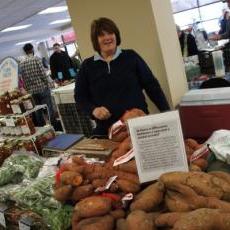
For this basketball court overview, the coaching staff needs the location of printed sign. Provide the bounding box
[0,57,18,95]
[128,111,188,183]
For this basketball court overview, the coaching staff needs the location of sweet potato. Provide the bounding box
[115,160,137,174]
[120,108,145,122]
[110,209,126,220]
[60,162,84,174]
[192,158,208,171]
[75,215,114,230]
[126,210,156,230]
[72,185,94,202]
[91,178,119,193]
[117,179,140,193]
[155,212,185,227]
[72,156,88,166]
[160,171,230,201]
[74,196,112,218]
[111,137,132,159]
[189,164,202,172]
[61,171,83,186]
[72,211,81,230]
[84,164,139,184]
[165,183,230,212]
[111,130,128,143]
[116,218,127,230]
[209,171,230,185]
[184,138,199,149]
[92,179,107,188]
[53,185,73,202]
[130,182,164,212]
[156,209,230,230]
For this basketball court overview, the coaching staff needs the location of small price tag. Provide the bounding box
[19,221,31,230]
[95,176,118,192]
[5,117,15,127]
[0,212,6,227]
[113,149,134,167]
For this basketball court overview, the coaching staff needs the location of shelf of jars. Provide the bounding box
[0,125,55,164]
[0,90,55,158]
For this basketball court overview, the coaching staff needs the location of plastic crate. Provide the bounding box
[58,103,93,137]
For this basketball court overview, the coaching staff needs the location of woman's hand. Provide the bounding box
[92,106,111,120]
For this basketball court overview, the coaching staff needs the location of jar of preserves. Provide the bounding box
[35,134,47,154]
[21,94,34,111]
[43,129,55,142]
[18,116,35,136]
[23,140,36,152]
[2,143,13,159]
[10,98,26,114]
[26,116,35,134]
[18,117,30,136]
[8,90,21,100]
[0,93,12,115]
[15,118,23,136]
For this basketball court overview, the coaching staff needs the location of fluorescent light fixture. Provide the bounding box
[1,24,32,32]
[15,40,35,46]
[49,18,71,25]
[38,6,68,14]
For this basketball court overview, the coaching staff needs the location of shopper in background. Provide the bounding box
[176,25,198,57]
[19,43,58,130]
[210,0,230,40]
[219,10,230,35]
[50,43,76,84]
[75,17,170,136]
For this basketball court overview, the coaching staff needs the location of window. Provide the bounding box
[172,0,228,33]
[199,2,224,21]
[174,9,200,27]
[171,0,198,13]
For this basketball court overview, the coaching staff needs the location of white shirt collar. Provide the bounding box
[94,47,122,61]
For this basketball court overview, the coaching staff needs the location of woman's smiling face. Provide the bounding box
[97,31,117,55]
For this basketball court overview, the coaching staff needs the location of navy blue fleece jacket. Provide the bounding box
[75,49,170,135]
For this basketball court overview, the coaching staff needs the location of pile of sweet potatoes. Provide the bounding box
[53,109,230,229]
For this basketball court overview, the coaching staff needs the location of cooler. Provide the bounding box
[179,87,230,140]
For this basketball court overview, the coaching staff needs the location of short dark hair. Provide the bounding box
[53,43,60,48]
[23,43,34,54]
[91,17,121,53]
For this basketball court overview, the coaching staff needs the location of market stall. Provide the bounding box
[0,57,229,230]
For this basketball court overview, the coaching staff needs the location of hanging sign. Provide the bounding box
[0,57,18,95]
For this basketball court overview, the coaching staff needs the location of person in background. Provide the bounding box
[75,17,170,136]
[71,49,81,74]
[50,43,76,84]
[219,10,230,35]
[176,25,198,57]
[210,0,230,40]
[19,43,58,130]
